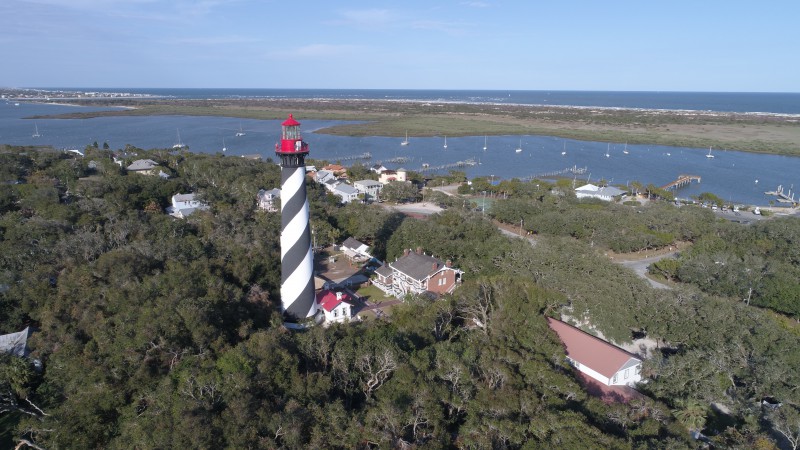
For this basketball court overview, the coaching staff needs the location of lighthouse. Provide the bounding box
[276,114,317,320]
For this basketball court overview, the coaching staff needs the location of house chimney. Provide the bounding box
[403,249,410,257]
[336,291,343,300]
[446,259,452,267]
[432,262,438,271]
[416,246,422,255]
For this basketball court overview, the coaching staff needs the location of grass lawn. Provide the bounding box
[356,284,393,304]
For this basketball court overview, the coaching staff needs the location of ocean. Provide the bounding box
[3,89,800,206]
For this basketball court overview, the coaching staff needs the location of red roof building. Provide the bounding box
[547,317,642,389]
[316,290,356,324]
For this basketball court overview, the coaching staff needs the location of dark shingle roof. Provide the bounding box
[375,265,393,277]
[342,237,366,250]
[391,252,444,282]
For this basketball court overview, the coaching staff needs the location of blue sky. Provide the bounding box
[2,0,798,92]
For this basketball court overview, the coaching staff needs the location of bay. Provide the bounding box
[2,99,798,207]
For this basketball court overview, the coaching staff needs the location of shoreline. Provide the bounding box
[16,96,800,157]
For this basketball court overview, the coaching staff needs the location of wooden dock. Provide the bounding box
[334,152,372,162]
[661,174,701,190]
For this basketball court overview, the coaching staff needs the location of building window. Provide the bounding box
[612,374,618,383]
[624,368,629,379]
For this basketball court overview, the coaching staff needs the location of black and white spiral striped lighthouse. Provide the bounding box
[275,114,317,319]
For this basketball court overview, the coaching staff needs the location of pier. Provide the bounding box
[382,156,411,164]
[661,174,701,190]
[333,152,372,162]
[417,159,477,173]
[524,165,588,181]
[765,185,796,203]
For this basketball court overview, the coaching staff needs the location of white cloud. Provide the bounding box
[174,35,262,45]
[411,20,469,36]
[268,44,364,59]
[335,8,398,29]
[461,1,490,7]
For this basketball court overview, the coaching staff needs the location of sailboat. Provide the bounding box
[32,123,41,138]
[561,141,567,156]
[172,129,186,149]
[706,146,715,158]
[401,130,409,146]
[623,142,629,155]
[443,135,447,149]
[604,143,610,158]
[515,139,522,153]
[222,137,227,152]
[483,135,487,151]
[235,123,246,137]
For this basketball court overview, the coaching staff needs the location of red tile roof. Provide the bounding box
[547,317,641,379]
[316,290,353,312]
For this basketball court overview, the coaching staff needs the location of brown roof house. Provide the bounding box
[373,248,462,298]
[547,317,643,392]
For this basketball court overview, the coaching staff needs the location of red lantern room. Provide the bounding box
[275,114,309,155]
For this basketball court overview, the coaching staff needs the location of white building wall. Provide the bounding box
[609,364,642,386]
[568,358,611,385]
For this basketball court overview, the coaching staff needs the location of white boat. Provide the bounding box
[515,139,522,153]
[172,129,186,149]
[235,124,246,137]
[222,137,227,152]
[401,130,409,146]
[623,142,629,154]
[561,141,566,155]
[443,135,447,149]
[483,135,487,151]
[32,123,41,138]
[706,146,715,158]
[604,143,610,158]
[14,102,19,106]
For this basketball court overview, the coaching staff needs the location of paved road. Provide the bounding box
[497,227,537,246]
[389,191,678,289]
[616,253,677,289]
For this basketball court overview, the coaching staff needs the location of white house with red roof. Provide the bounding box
[316,290,357,324]
[547,317,642,387]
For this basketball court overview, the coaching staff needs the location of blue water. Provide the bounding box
[33,88,800,115]
[2,95,799,206]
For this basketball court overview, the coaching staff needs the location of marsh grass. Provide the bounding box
[29,98,800,155]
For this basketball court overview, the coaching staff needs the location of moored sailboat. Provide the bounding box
[173,129,186,149]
